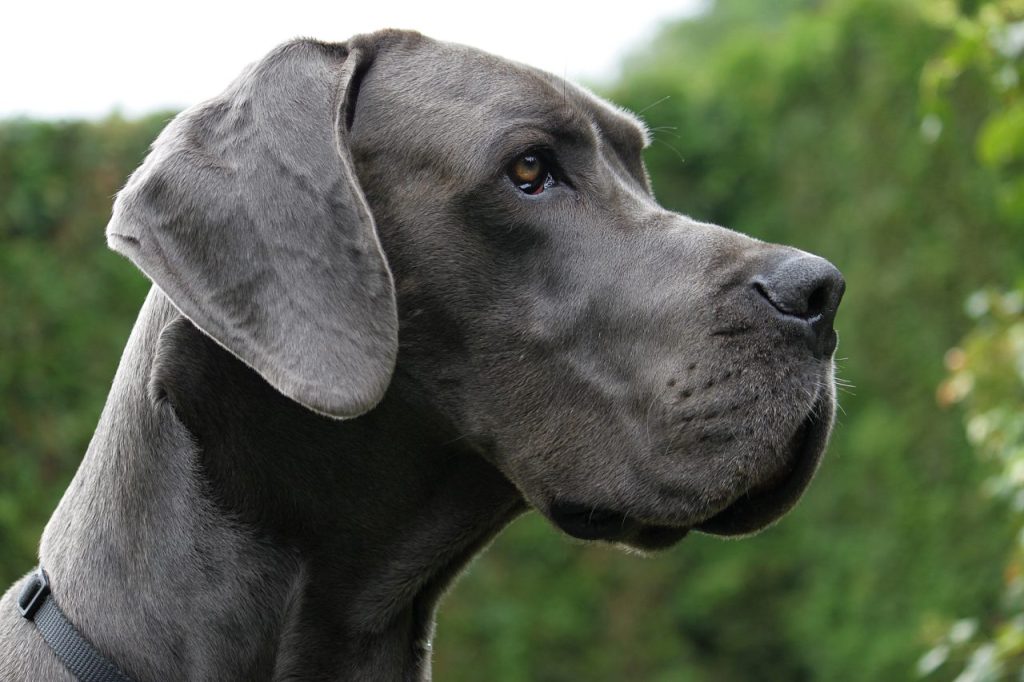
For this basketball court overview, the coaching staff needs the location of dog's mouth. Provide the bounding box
[547,396,833,550]
[547,502,693,550]
[695,396,832,536]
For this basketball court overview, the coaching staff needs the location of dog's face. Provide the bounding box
[107,31,843,553]
[347,35,843,549]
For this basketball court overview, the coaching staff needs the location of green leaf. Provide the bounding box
[978,102,1024,167]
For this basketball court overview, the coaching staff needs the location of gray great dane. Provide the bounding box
[0,30,844,681]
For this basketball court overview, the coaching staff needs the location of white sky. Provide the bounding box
[0,0,705,119]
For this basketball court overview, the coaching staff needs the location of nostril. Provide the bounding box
[752,253,844,322]
[752,280,780,312]
[751,251,844,357]
[805,283,830,321]
[751,276,816,319]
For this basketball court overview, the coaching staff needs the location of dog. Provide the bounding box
[0,29,844,681]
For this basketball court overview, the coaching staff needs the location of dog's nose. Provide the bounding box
[752,251,845,358]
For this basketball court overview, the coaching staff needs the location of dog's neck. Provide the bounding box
[36,288,525,681]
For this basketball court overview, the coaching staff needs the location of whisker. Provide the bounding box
[637,95,672,116]
[650,126,680,140]
[653,138,686,166]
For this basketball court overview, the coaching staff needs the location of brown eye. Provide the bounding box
[508,153,555,195]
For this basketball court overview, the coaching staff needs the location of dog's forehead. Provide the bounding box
[352,33,649,172]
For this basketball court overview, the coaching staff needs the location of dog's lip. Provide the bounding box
[548,502,639,540]
[547,501,691,548]
[695,395,832,536]
[545,393,832,545]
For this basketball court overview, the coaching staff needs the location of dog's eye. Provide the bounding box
[508,154,556,195]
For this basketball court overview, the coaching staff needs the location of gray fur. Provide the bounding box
[0,30,844,681]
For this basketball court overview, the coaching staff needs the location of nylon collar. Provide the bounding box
[18,567,136,682]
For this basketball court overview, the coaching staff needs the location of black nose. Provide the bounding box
[752,251,845,358]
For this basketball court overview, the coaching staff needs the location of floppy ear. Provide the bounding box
[106,40,396,419]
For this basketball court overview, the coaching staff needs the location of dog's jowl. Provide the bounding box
[0,30,844,682]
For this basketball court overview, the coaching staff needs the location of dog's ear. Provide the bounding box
[106,40,396,419]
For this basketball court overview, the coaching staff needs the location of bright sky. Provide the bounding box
[0,1,705,119]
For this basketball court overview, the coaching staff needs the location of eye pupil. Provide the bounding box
[509,153,553,194]
[515,156,541,180]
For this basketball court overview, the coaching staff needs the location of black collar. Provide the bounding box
[18,567,136,682]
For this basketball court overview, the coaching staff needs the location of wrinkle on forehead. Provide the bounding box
[520,68,651,168]
[354,34,650,182]
[533,72,651,151]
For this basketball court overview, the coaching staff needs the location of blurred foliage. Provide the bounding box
[922,289,1024,680]
[921,0,1024,221]
[1,1,1023,680]
[0,113,169,581]
[914,1,1024,680]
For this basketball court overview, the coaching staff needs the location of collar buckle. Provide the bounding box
[17,567,50,620]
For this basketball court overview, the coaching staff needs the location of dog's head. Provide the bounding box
[107,31,843,551]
